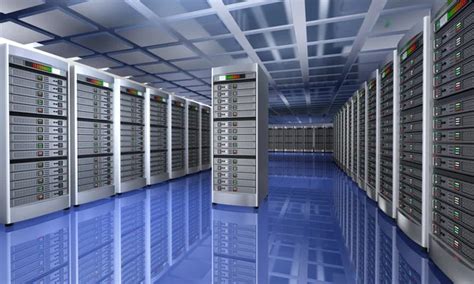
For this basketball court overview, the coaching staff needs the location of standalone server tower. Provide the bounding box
[212,63,268,207]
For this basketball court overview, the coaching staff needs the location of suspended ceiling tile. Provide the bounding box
[0,0,44,14]
[305,0,370,21]
[189,69,211,78]
[20,8,98,37]
[131,74,162,83]
[115,24,177,47]
[159,72,192,81]
[69,1,147,28]
[108,66,145,77]
[361,34,404,52]
[0,21,52,44]
[108,50,156,65]
[172,14,229,40]
[172,58,211,70]
[37,40,94,58]
[136,62,177,74]
[174,79,205,87]
[141,0,210,17]
[77,55,123,69]
[230,2,290,31]
[153,82,178,89]
[71,32,133,53]
[188,85,211,92]
[371,9,429,36]
[148,44,196,60]
[194,38,242,55]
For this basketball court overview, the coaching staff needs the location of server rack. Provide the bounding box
[325,127,333,152]
[430,1,474,281]
[367,75,379,201]
[0,43,70,225]
[397,16,432,248]
[351,96,356,180]
[304,127,313,152]
[70,65,114,206]
[147,88,169,185]
[378,51,400,219]
[200,105,211,170]
[114,80,146,194]
[295,127,305,151]
[212,64,268,207]
[169,96,186,179]
[186,100,200,175]
[358,84,368,190]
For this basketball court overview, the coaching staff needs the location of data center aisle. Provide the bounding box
[0,153,452,283]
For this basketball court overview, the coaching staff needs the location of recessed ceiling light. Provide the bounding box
[99,67,110,71]
[124,76,132,79]
[69,56,81,61]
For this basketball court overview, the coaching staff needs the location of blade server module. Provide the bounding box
[0,43,70,225]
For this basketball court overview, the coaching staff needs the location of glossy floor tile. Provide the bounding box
[0,153,452,283]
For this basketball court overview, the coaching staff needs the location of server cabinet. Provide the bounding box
[367,75,379,201]
[169,96,186,179]
[114,80,146,194]
[147,88,169,185]
[378,51,400,219]
[0,44,70,224]
[305,127,313,152]
[358,84,368,190]
[186,100,200,174]
[342,105,347,171]
[430,1,474,281]
[325,127,333,152]
[284,127,295,151]
[276,128,284,151]
[200,105,211,170]
[397,16,432,248]
[70,65,114,206]
[351,96,356,180]
[295,127,305,151]
[212,64,268,207]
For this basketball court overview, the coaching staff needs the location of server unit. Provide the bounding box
[0,44,70,224]
[430,1,474,281]
[70,65,114,206]
[397,17,432,248]
[169,96,186,179]
[367,76,379,201]
[200,105,211,170]
[147,88,169,185]
[212,64,268,207]
[186,100,200,174]
[114,80,146,194]
[357,84,368,190]
[378,51,400,219]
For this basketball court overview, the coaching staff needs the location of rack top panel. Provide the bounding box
[10,55,67,77]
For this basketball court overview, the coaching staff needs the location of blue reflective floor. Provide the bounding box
[0,153,452,283]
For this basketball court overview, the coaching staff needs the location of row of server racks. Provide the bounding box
[334,1,473,282]
[268,126,333,152]
[0,42,212,226]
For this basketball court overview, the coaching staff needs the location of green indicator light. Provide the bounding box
[455,102,462,110]
[456,51,461,59]
[37,143,43,149]
[454,181,460,189]
[455,67,461,76]
[454,225,460,234]
[454,211,460,218]
[454,146,460,155]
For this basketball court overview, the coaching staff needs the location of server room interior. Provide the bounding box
[0,0,471,283]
